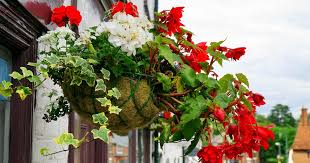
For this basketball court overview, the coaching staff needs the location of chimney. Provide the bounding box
[300,108,309,126]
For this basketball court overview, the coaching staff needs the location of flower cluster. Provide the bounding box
[111,1,139,17]
[51,6,82,27]
[158,7,184,35]
[96,12,153,56]
[37,26,76,53]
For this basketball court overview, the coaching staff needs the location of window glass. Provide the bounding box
[0,45,11,163]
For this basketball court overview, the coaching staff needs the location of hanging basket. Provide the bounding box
[62,77,160,135]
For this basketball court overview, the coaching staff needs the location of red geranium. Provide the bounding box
[111,1,138,17]
[159,7,184,35]
[51,5,82,27]
[197,145,223,163]
[225,47,246,60]
[185,42,209,72]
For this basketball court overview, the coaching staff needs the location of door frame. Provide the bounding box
[0,0,47,163]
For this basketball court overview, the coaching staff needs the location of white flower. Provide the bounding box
[75,29,96,46]
[37,27,75,54]
[95,12,153,56]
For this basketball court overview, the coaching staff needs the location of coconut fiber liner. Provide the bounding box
[62,77,160,135]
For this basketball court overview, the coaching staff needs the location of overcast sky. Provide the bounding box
[159,0,310,118]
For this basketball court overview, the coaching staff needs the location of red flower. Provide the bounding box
[197,145,223,163]
[257,126,275,150]
[159,7,184,35]
[248,92,266,107]
[111,1,139,17]
[163,111,172,120]
[213,107,226,122]
[124,2,138,17]
[51,6,82,27]
[225,47,246,60]
[66,6,82,26]
[51,6,66,27]
[185,42,209,72]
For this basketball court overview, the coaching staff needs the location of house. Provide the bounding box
[0,0,158,163]
[291,107,310,163]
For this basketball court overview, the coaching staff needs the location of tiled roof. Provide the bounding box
[292,108,310,150]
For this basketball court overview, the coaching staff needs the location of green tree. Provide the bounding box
[256,114,272,126]
[267,104,296,127]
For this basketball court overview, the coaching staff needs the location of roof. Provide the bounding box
[292,108,310,150]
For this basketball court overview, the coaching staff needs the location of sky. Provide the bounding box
[159,0,310,118]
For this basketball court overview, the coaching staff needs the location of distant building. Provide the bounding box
[291,108,310,162]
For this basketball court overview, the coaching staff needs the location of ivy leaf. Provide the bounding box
[27,62,40,67]
[54,133,80,148]
[27,75,42,86]
[40,147,49,156]
[96,97,112,107]
[107,87,121,99]
[108,105,122,114]
[100,68,110,80]
[236,73,249,87]
[158,45,183,66]
[20,67,33,77]
[92,112,108,125]
[95,79,106,92]
[179,65,199,88]
[156,73,172,92]
[91,126,110,143]
[214,93,232,108]
[16,86,32,101]
[70,75,82,86]
[10,72,24,80]
[0,81,13,97]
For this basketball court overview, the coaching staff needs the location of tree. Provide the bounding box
[267,104,296,127]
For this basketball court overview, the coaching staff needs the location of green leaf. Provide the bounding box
[27,75,42,86]
[108,105,122,114]
[156,73,172,92]
[236,73,249,87]
[100,68,110,80]
[182,118,201,141]
[10,72,24,80]
[16,86,32,101]
[241,96,253,110]
[20,67,33,77]
[96,97,112,107]
[70,75,82,86]
[0,81,13,97]
[40,147,49,156]
[27,62,40,67]
[107,87,121,99]
[159,122,171,147]
[175,76,184,93]
[214,93,232,108]
[218,74,234,91]
[185,127,202,155]
[180,96,207,124]
[95,79,106,92]
[179,65,199,88]
[91,126,110,143]
[54,133,80,148]
[158,45,183,66]
[92,112,108,125]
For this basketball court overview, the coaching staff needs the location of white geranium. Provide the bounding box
[95,12,153,56]
[75,28,97,46]
[37,27,76,54]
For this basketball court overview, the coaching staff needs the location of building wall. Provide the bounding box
[292,150,310,163]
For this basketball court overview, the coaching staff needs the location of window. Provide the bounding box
[108,134,129,163]
[0,45,12,163]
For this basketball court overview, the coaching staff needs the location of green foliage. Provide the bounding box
[0,81,13,98]
[214,93,233,108]
[92,112,108,125]
[158,45,183,66]
[267,104,296,127]
[235,73,249,87]
[107,87,121,99]
[91,126,110,143]
[180,95,209,124]
[157,73,172,92]
[16,86,32,101]
[40,147,49,156]
[54,133,80,148]
[179,65,199,88]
